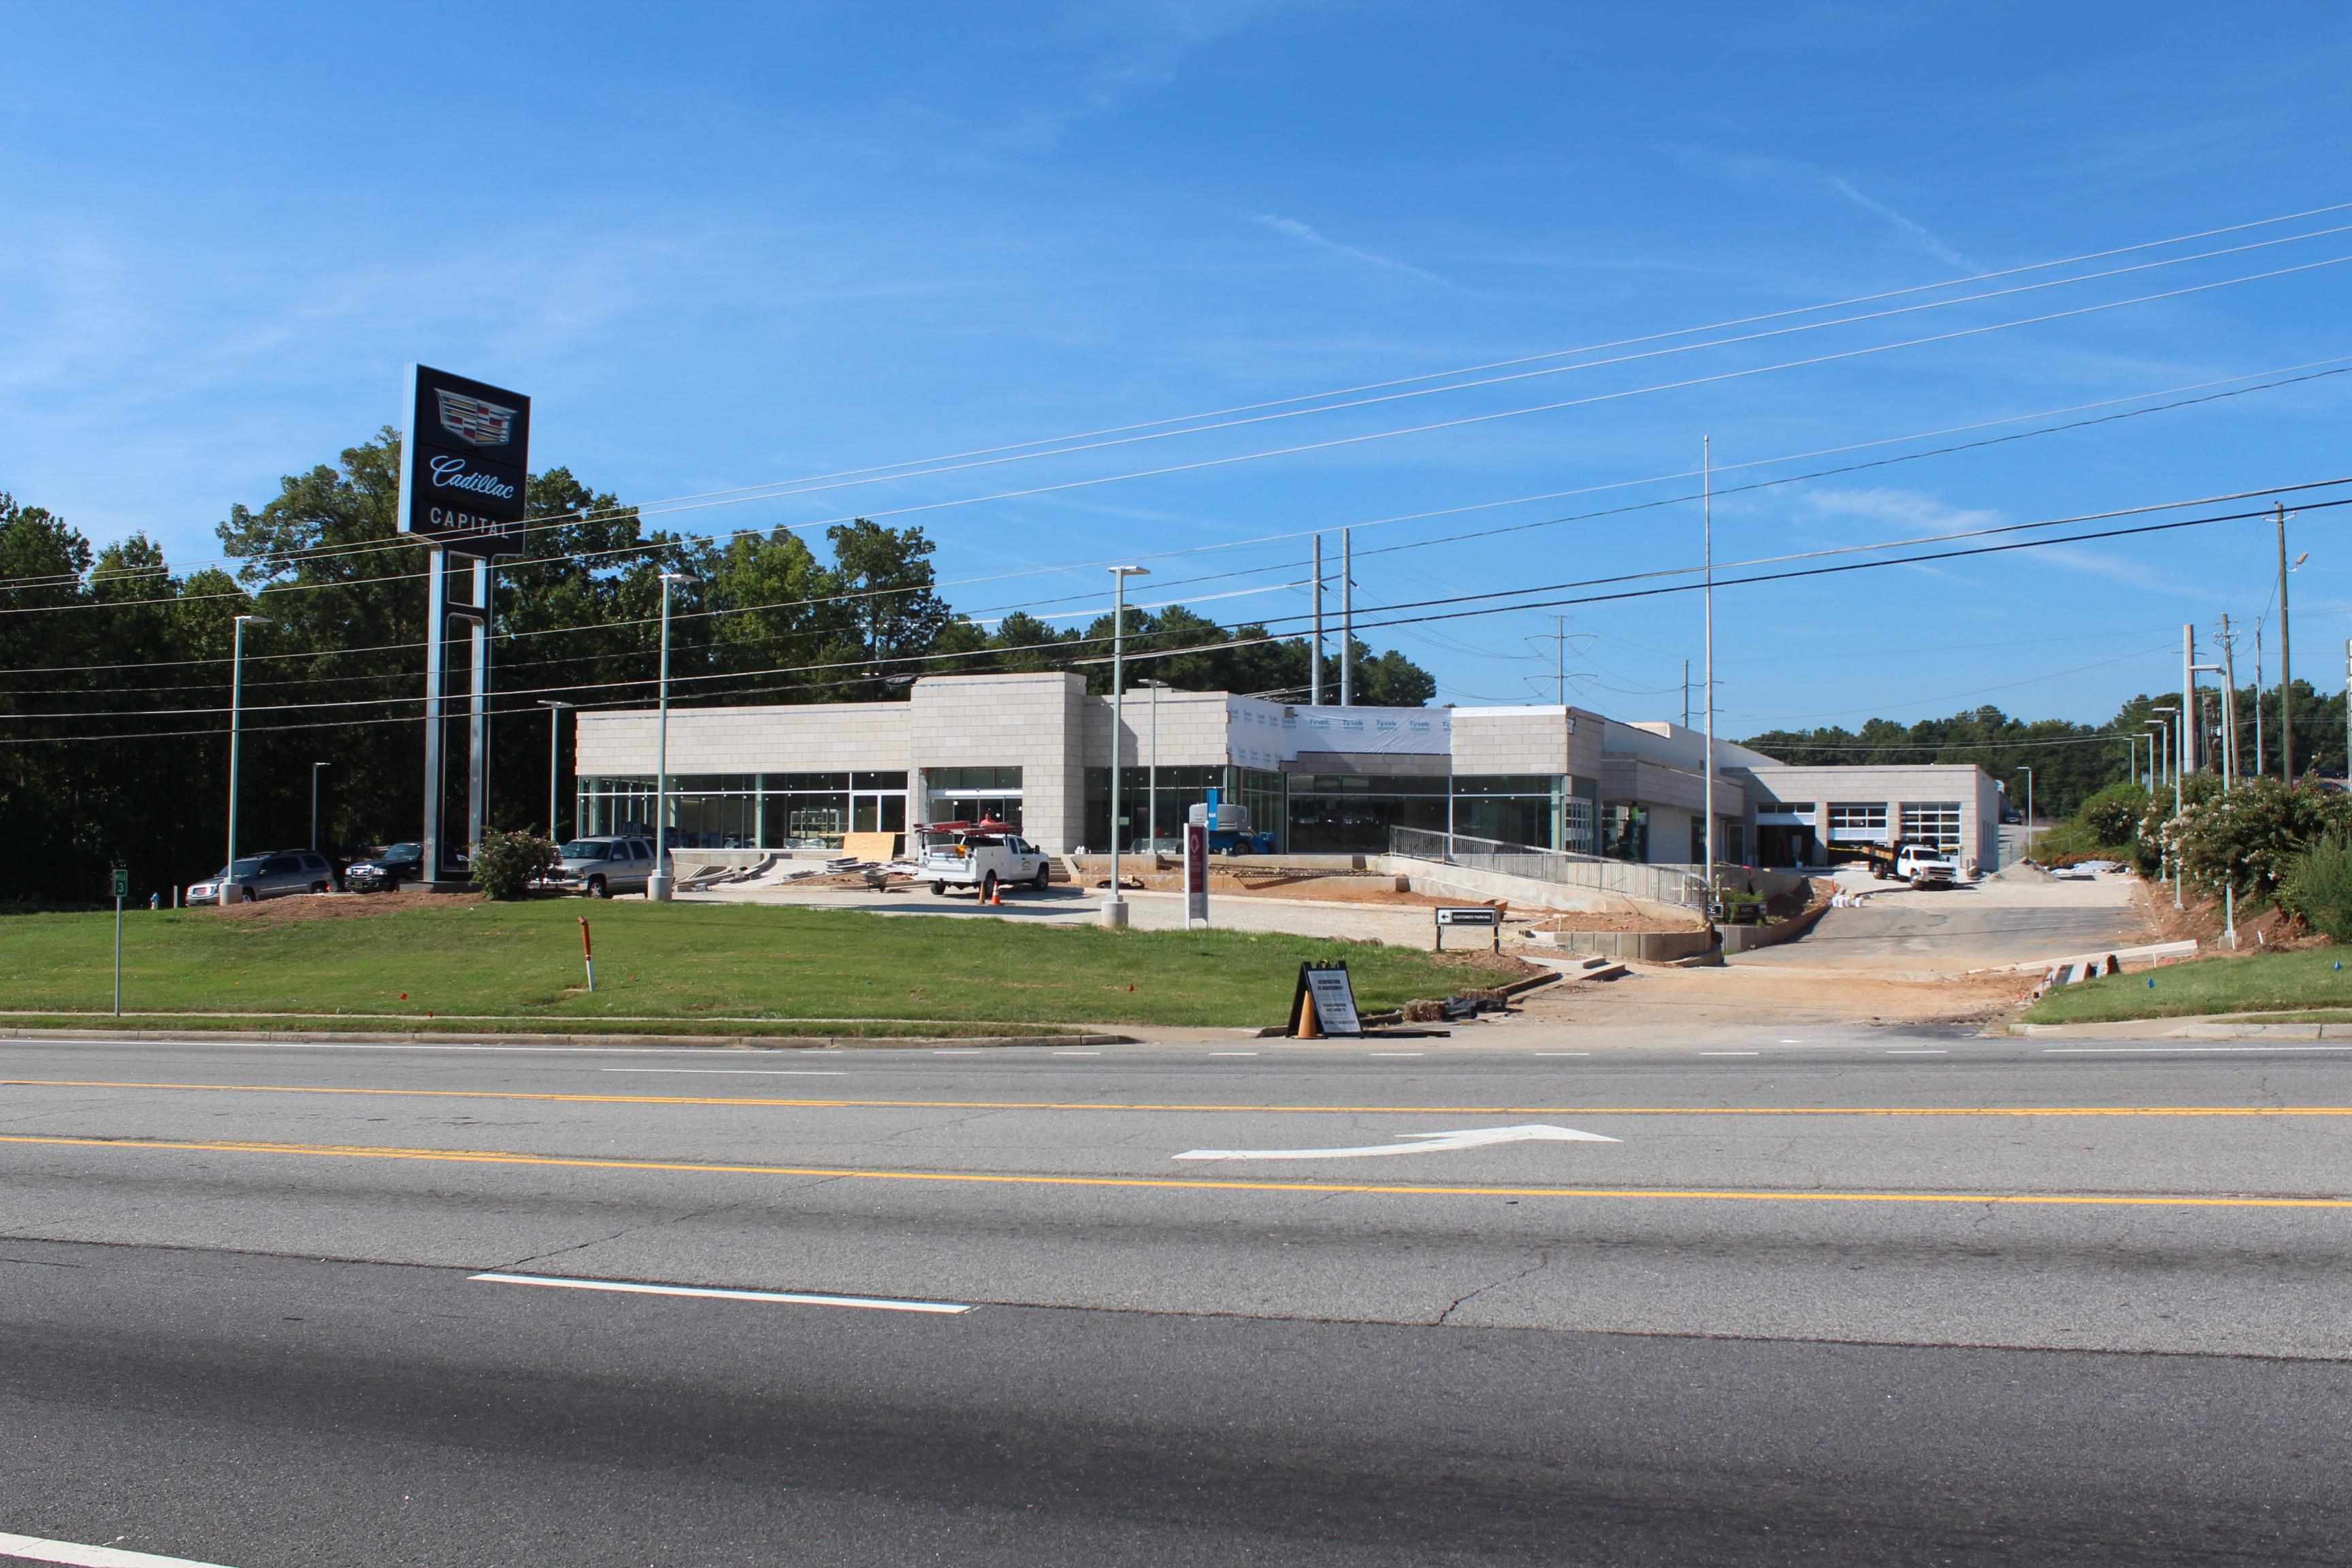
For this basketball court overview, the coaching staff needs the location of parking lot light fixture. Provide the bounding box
[225,614,270,900]
[1105,566,1149,928]
[649,572,691,902]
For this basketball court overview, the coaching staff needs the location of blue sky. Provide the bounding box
[6,2,2352,730]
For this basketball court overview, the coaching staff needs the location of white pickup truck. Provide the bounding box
[917,827,1053,899]
[1891,841,1963,889]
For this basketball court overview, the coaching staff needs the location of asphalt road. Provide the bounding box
[3,1031,2349,1565]
[1731,877,2152,970]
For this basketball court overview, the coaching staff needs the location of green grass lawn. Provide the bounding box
[2024,944,2352,1025]
[0,898,1519,1034]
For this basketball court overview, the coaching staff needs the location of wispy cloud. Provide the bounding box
[2034,542,2215,598]
[1256,214,1473,293]
[1797,486,2003,536]
[1820,176,1976,272]
[1713,154,1977,272]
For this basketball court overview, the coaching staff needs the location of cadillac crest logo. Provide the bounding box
[399,365,531,550]
[435,389,518,448]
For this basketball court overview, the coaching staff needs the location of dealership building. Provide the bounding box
[574,670,2006,872]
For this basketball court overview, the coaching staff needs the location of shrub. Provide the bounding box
[2279,834,2352,943]
[2078,781,2149,848]
[2172,778,2352,899]
[472,828,557,900]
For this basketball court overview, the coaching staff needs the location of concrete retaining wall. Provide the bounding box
[1379,854,1695,919]
[1533,929,1719,962]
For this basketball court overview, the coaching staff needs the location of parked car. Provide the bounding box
[346,843,425,893]
[541,836,658,898]
[189,849,337,904]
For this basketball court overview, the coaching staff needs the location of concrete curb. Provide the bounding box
[1997,1016,2352,1041]
[0,1026,1139,1050]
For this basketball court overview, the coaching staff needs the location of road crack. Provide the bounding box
[1435,1250,1552,1326]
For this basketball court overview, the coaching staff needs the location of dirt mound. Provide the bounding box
[212,889,484,926]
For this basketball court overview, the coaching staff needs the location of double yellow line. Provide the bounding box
[2,1130,2347,1211]
[8,1078,2352,1117]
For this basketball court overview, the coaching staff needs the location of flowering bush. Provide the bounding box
[2163,778,2352,900]
[472,828,557,900]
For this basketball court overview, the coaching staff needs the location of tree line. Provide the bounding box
[1,430,1432,902]
[1743,686,2349,823]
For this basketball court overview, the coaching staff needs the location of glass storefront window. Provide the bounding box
[576,774,906,851]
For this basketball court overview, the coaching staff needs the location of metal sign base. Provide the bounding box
[420,546,495,887]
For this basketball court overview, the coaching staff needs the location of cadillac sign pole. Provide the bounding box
[396,365,530,888]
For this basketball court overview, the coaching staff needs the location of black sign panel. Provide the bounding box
[397,364,532,553]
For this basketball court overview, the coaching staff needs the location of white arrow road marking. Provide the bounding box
[1172,1124,1620,1161]
[0,1531,242,1567]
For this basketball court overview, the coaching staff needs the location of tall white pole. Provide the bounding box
[1702,436,1716,898]
[1311,534,1324,706]
[649,573,685,901]
[1149,680,1160,855]
[1104,566,1147,927]
[227,615,251,885]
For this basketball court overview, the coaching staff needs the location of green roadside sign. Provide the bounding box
[112,866,130,898]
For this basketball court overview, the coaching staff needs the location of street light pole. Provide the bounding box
[536,700,574,840]
[1104,566,1149,928]
[2021,766,2033,849]
[1702,436,1716,898]
[225,614,269,902]
[648,572,690,902]
[310,762,331,853]
[1139,679,1168,857]
[2153,704,2182,909]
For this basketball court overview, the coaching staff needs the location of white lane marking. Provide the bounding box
[1051,1050,1100,1056]
[1533,1051,1589,1056]
[0,1531,241,1567]
[470,1273,972,1313]
[1700,1051,1760,1056]
[1368,1051,1424,1057]
[2042,1045,2352,1054]
[600,1068,847,1076]
[1210,1051,1258,1056]
[931,1049,985,1054]
[1174,1124,1620,1161]
[1779,1039,1803,1043]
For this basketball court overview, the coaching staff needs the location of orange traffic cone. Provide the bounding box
[990,882,1002,906]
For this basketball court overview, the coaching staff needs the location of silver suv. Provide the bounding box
[189,849,337,905]
[543,837,659,898]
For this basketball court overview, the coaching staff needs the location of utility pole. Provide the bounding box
[2278,502,2296,782]
[1105,564,1149,928]
[1310,534,1324,706]
[1682,659,1690,730]
[1556,615,1567,706]
[1702,436,1716,897]
[1339,527,1354,708]
[2221,615,2240,790]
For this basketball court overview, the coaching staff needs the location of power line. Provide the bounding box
[15,235,2352,607]
[9,485,2334,741]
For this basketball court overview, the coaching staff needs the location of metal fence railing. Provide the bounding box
[1387,826,1707,908]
